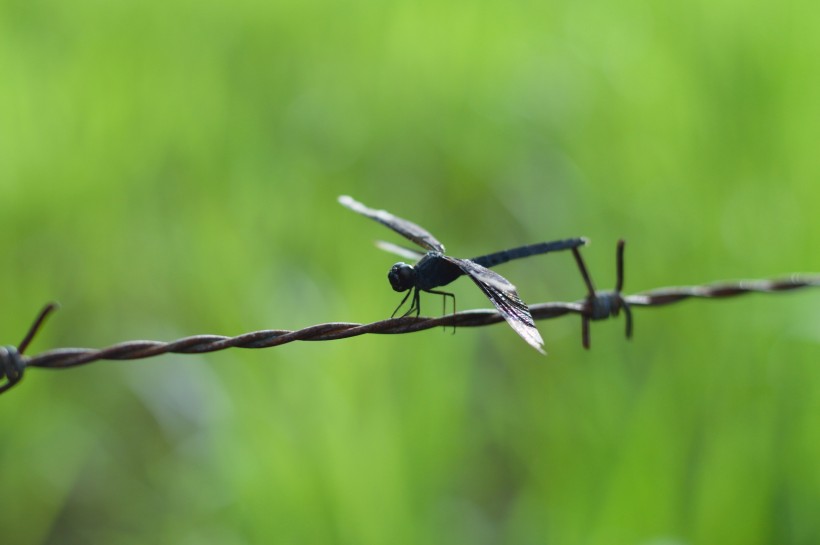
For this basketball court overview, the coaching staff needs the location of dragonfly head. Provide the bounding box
[388,262,416,292]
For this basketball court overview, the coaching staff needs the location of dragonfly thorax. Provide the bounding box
[388,262,416,292]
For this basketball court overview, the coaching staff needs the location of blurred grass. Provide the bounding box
[1,0,819,544]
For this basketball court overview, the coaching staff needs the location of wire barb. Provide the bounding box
[0,303,59,394]
[1,251,818,396]
[571,240,632,349]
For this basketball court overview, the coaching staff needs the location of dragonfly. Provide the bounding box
[339,195,587,353]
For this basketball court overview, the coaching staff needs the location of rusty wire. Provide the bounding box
[1,241,818,395]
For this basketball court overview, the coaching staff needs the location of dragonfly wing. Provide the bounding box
[375,240,426,261]
[445,256,545,354]
[339,195,445,253]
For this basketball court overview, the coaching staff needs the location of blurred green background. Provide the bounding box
[2,0,819,543]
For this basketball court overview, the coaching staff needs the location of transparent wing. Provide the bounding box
[339,195,445,253]
[444,256,545,354]
[375,240,426,261]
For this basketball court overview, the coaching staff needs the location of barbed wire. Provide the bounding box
[1,241,818,395]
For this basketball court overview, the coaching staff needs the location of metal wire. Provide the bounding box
[1,242,818,395]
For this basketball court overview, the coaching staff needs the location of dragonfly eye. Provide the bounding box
[388,263,416,292]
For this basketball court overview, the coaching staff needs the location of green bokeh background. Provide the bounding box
[2,0,819,543]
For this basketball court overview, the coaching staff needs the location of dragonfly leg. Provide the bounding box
[392,289,414,318]
[426,289,456,333]
[411,289,421,316]
[399,288,422,318]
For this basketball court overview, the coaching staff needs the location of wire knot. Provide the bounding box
[0,345,26,393]
[587,290,625,320]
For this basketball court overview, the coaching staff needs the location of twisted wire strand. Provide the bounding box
[0,273,817,395]
[623,275,820,306]
[3,274,814,377]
